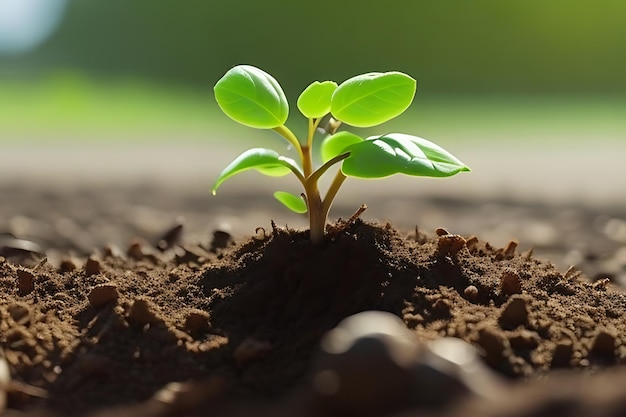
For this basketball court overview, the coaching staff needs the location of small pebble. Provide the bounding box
[436,234,467,258]
[313,311,502,414]
[417,337,503,403]
[500,270,522,296]
[16,269,35,296]
[84,257,102,276]
[435,228,449,236]
[88,284,119,310]
[464,285,479,301]
[0,236,43,261]
[313,311,419,413]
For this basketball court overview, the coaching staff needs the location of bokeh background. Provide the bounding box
[1,0,625,205]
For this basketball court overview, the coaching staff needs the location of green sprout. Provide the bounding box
[212,65,470,244]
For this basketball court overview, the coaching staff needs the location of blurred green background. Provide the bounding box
[1,0,625,144]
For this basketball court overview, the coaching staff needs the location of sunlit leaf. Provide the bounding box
[212,148,301,194]
[330,72,416,127]
[274,191,308,213]
[297,80,337,119]
[214,65,288,129]
[341,133,470,178]
[320,131,363,163]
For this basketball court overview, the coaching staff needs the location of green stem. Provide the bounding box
[309,152,350,185]
[273,125,304,162]
[307,117,322,149]
[303,178,325,244]
[301,118,323,178]
[305,152,350,243]
[302,145,313,178]
[321,169,347,221]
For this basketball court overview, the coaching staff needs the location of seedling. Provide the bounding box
[212,65,470,244]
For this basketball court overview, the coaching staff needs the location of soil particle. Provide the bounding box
[16,269,35,296]
[498,295,530,330]
[87,284,119,310]
[83,257,102,277]
[499,269,522,296]
[463,285,479,301]
[126,298,162,327]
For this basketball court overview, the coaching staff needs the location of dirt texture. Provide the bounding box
[2,183,626,417]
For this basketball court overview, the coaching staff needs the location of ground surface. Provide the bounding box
[2,143,626,416]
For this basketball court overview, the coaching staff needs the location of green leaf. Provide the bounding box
[297,81,338,119]
[274,191,308,213]
[214,65,288,129]
[341,133,470,178]
[212,148,301,194]
[330,72,416,127]
[320,131,363,163]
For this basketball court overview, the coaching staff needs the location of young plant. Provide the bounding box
[212,65,469,244]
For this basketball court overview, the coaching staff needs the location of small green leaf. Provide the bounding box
[320,131,363,163]
[214,65,288,129]
[297,81,338,119]
[330,72,416,127]
[274,191,308,213]
[341,133,470,178]
[212,148,301,194]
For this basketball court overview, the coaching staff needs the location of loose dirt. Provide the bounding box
[3,192,626,417]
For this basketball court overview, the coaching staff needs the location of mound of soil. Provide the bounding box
[3,217,626,417]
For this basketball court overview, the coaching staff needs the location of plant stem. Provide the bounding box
[303,179,325,244]
[302,118,322,178]
[307,117,322,149]
[302,145,313,178]
[305,153,350,243]
[273,125,304,162]
[321,169,347,222]
[275,119,346,244]
[309,152,350,185]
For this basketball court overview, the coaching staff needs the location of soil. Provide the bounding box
[3,182,626,417]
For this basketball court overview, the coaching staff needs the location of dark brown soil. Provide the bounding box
[3,199,626,417]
